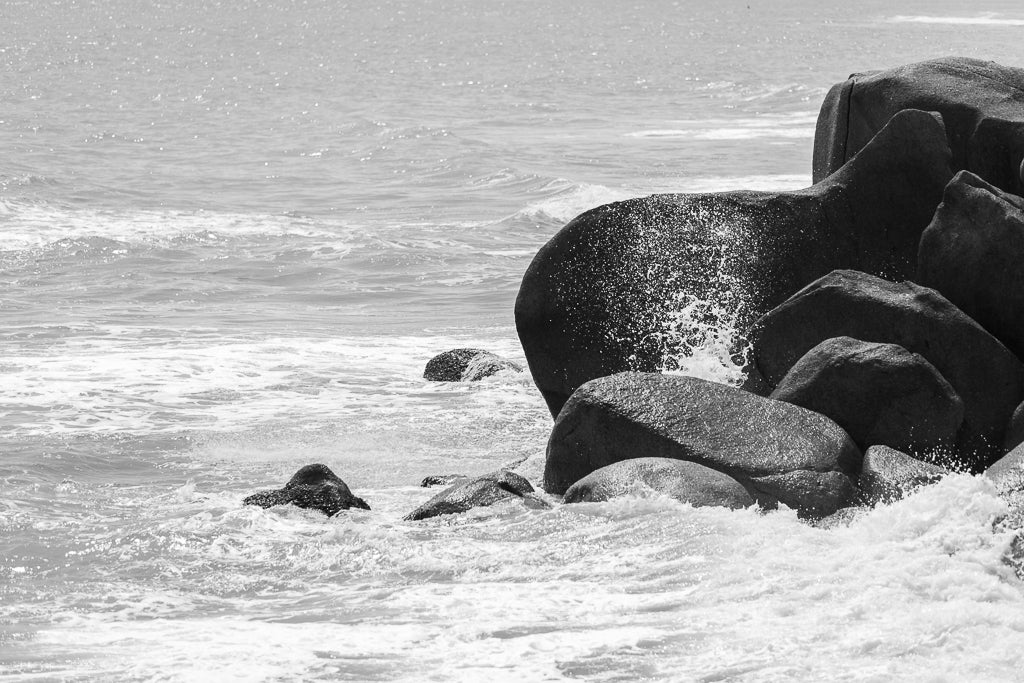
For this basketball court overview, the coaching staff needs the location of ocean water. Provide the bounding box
[3,0,1024,680]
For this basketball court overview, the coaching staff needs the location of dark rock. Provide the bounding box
[562,457,755,509]
[918,170,1024,360]
[545,373,861,518]
[858,445,948,505]
[769,337,963,458]
[746,270,1024,469]
[243,464,370,516]
[813,57,1024,195]
[517,109,952,417]
[404,470,550,521]
[420,474,468,487]
[423,348,522,382]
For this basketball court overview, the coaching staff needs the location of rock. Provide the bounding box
[769,337,963,458]
[423,348,522,382]
[918,170,1024,360]
[243,464,370,516]
[1005,402,1024,453]
[746,270,1024,469]
[420,474,467,487]
[858,445,948,505]
[404,470,550,521]
[562,457,755,509]
[545,373,861,518]
[813,57,1024,196]
[517,108,952,417]
[986,444,1024,494]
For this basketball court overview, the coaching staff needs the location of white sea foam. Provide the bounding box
[627,113,818,142]
[10,476,1024,681]
[0,332,539,438]
[888,14,1024,26]
[0,200,343,251]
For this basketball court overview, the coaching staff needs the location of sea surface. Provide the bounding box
[3,0,1024,680]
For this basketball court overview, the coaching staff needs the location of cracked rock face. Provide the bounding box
[544,372,861,518]
[516,109,952,418]
[813,57,1024,196]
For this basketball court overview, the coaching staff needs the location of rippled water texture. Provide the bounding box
[4,0,1024,679]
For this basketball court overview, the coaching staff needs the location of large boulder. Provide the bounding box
[243,464,370,516]
[918,170,1024,360]
[517,109,952,417]
[746,270,1024,469]
[813,57,1024,196]
[404,470,550,521]
[858,445,948,505]
[423,348,522,382]
[545,373,861,517]
[562,457,755,509]
[770,337,963,458]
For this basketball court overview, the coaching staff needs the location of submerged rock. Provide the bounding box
[420,474,468,487]
[918,171,1024,360]
[243,464,370,516]
[813,57,1024,196]
[404,470,550,521]
[545,373,861,518]
[770,337,963,458]
[746,270,1024,469]
[423,348,522,382]
[858,445,948,505]
[516,109,952,417]
[562,457,755,509]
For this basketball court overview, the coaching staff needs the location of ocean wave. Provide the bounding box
[0,200,343,251]
[888,14,1024,26]
[627,112,818,142]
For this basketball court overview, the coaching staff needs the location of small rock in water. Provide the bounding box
[420,474,467,487]
[243,463,370,516]
[404,470,549,521]
[562,457,755,509]
[423,348,522,382]
[858,445,948,505]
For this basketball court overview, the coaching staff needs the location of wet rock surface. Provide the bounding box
[545,373,861,517]
[918,170,1024,361]
[423,348,522,381]
[404,470,550,521]
[746,270,1024,469]
[243,464,371,516]
[770,336,963,458]
[858,445,948,505]
[562,457,755,509]
[813,57,1024,196]
[517,110,952,417]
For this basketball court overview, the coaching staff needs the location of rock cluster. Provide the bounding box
[245,58,1024,525]
[514,57,1024,516]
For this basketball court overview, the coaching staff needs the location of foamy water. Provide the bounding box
[4,0,1024,680]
